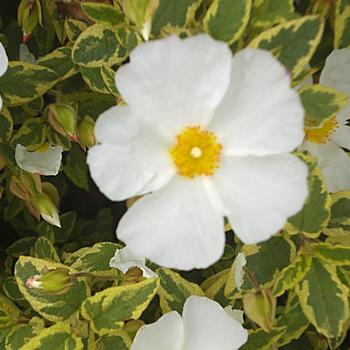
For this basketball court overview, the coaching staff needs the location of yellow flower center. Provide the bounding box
[170,126,222,178]
[305,116,339,144]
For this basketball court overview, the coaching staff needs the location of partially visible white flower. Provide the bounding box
[131,296,248,350]
[224,306,244,325]
[19,43,36,64]
[302,48,350,192]
[0,42,9,111]
[109,246,157,278]
[233,252,246,291]
[87,34,308,270]
[15,144,63,176]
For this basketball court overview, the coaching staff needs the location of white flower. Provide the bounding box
[15,144,63,176]
[131,295,248,350]
[301,48,350,192]
[0,42,9,111]
[224,306,245,325]
[87,34,308,270]
[109,246,157,278]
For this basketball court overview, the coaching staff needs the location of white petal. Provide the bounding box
[131,311,184,350]
[182,296,248,350]
[109,246,157,278]
[233,252,246,291]
[210,48,304,156]
[303,141,350,192]
[330,123,350,149]
[15,144,63,176]
[87,137,175,201]
[0,42,9,77]
[41,211,61,228]
[320,48,350,95]
[116,34,232,139]
[212,154,308,244]
[117,177,225,270]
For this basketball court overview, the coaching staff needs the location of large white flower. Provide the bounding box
[15,144,63,176]
[109,246,157,278]
[302,48,350,192]
[131,295,248,350]
[87,34,308,270]
[0,42,9,111]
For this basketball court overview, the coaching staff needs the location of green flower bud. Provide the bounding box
[17,0,42,40]
[26,268,72,293]
[122,0,159,40]
[20,171,41,195]
[243,289,276,332]
[34,192,61,227]
[77,116,96,149]
[48,103,78,141]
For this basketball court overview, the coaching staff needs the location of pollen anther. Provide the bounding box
[170,126,222,178]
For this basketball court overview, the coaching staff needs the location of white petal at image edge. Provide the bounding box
[0,42,8,77]
[117,177,225,270]
[182,296,248,350]
[131,311,184,350]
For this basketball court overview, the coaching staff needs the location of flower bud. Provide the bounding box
[26,268,72,293]
[77,116,96,149]
[307,331,329,350]
[9,175,31,201]
[20,171,41,195]
[34,192,61,227]
[122,0,159,40]
[48,103,78,141]
[17,0,42,41]
[243,289,276,332]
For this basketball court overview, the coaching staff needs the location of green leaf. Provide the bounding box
[81,278,159,335]
[2,277,25,301]
[6,237,37,257]
[0,62,59,106]
[277,302,309,346]
[203,0,252,44]
[63,144,89,191]
[65,19,88,42]
[81,2,124,27]
[288,155,330,237]
[296,258,349,338]
[249,16,324,77]
[334,0,350,48]
[72,24,122,67]
[201,269,230,306]
[0,294,21,328]
[273,254,312,297]
[240,327,286,350]
[324,191,350,236]
[299,84,349,128]
[152,0,202,35]
[0,107,13,143]
[101,65,120,96]
[79,66,111,94]
[96,331,132,350]
[35,237,60,262]
[5,317,44,350]
[71,242,120,276]
[314,243,350,266]
[37,46,78,82]
[15,256,90,322]
[19,322,83,350]
[157,268,204,313]
[250,0,298,31]
[11,118,47,151]
[237,236,294,294]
